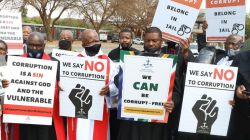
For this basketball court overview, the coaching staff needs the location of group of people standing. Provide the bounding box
[0,24,249,140]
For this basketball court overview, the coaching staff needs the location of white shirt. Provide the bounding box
[216,56,233,66]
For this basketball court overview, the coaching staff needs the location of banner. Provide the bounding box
[152,0,202,42]
[178,62,238,136]
[58,55,107,120]
[3,56,58,125]
[206,0,246,42]
[118,51,177,123]
[0,11,23,55]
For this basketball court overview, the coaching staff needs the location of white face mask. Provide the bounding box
[227,48,240,57]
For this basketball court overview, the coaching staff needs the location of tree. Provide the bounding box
[78,0,117,33]
[21,0,83,41]
[110,0,158,36]
[246,14,250,38]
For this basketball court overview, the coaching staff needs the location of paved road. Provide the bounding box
[45,41,144,55]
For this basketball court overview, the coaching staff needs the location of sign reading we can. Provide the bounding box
[152,0,202,42]
[206,0,245,42]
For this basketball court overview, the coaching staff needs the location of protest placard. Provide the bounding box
[178,62,238,136]
[51,49,79,59]
[152,0,202,42]
[0,11,23,55]
[58,55,107,120]
[118,51,177,123]
[206,0,245,42]
[3,56,58,125]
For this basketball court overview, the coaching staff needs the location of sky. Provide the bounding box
[26,0,250,19]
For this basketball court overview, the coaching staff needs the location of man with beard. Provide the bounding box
[117,27,192,140]
[66,29,117,140]
[58,30,74,51]
[1,32,66,140]
[22,26,32,53]
[108,29,139,140]
[108,29,139,61]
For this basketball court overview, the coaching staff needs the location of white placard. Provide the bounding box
[178,62,238,136]
[152,0,202,42]
[3,56,58,125]
[0,11,23,55]
[206,0,245,42]
[121,55,173,121]
[59,55,107,120]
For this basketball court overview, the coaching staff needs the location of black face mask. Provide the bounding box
[27,48,44,59]
[85,44,101,56]
[120,43,131,51]
[59,40,72,50]
[144,46,161,54]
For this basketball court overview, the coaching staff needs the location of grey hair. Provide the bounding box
[22,26,32,32]
[81,29,99,40]
[60,30,74,39]
[27,32,45,44]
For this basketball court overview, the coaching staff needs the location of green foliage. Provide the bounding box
[55,18,87,28]
[246,14,250,38]
[22,17,42,24]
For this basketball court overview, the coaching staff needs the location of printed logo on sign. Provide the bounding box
[143,59,153,68]
[192,94,218,134]
[140,59,154,73]
[172,0,203,9]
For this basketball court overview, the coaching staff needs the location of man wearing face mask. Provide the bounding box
[66,29,118,140]
[108,29,139,140]
[22,26,32,53]
[58,30,74,51]
[1,32,66,140]
[216,34,243,66]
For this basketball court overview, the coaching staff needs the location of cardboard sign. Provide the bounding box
[152,0,202,42]
[178,62,238,136]
[58,55,107,120]
[118,52,177,123]
[0,11,23,55]
[3,56,58,125]
[206,0,246,42]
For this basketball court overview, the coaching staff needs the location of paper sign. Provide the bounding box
[206,0,245,42]
[178,62,238,136]
[152,0,202,42]
[0,11,23,55]
[3,56,57,125]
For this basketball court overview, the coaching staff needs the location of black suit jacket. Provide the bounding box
[108,46,139,62]
[232,50,250,117]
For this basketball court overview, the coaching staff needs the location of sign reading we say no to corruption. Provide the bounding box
[179,63,238,136]
[0,11,23,55]
[152,0,202,42]
[3,56,58,125]
[58,55,107,120]
[206,0,246,42]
